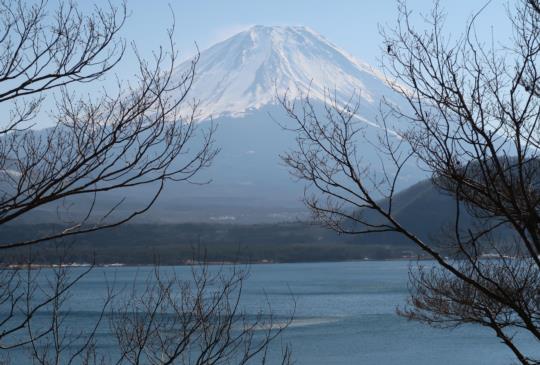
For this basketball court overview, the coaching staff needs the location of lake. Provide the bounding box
[3,261,538,364]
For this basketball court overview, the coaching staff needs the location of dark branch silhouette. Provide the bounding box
[0,252,293,364]
[280,1,540,363]
[0,0,217,250]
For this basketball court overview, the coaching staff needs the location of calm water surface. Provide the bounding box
[6,261,539,364]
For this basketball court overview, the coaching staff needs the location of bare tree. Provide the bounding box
[0,1,293,363]
[0,253,293,365]
[0,0,217,250]
[0,1,295,363]
[0,248,110,364]
[110,264,293,365]
[280,0,540,363]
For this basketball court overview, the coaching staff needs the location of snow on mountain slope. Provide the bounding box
[125,26,418,223]
[177,25,398,121]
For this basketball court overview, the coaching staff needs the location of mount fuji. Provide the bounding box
[176,25,399,121]
[136,25,418,223]
[23,26,419,224]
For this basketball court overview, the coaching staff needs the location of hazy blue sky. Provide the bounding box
[30,0,510,128]
[117,0,509,67]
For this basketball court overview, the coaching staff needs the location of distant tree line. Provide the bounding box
[1,222,417,265]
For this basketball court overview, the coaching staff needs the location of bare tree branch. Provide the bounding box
[281,1,540,363]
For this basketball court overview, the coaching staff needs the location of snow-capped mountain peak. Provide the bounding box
[178,25,392,120]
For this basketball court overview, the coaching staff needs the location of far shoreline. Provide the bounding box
[2,256,439,270]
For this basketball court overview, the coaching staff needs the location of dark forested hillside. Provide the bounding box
[2,179,514,265]
[1,222,418,264]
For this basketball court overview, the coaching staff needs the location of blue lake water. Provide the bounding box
[3,261,538,364]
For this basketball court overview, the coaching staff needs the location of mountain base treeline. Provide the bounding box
[0,223,420,265]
